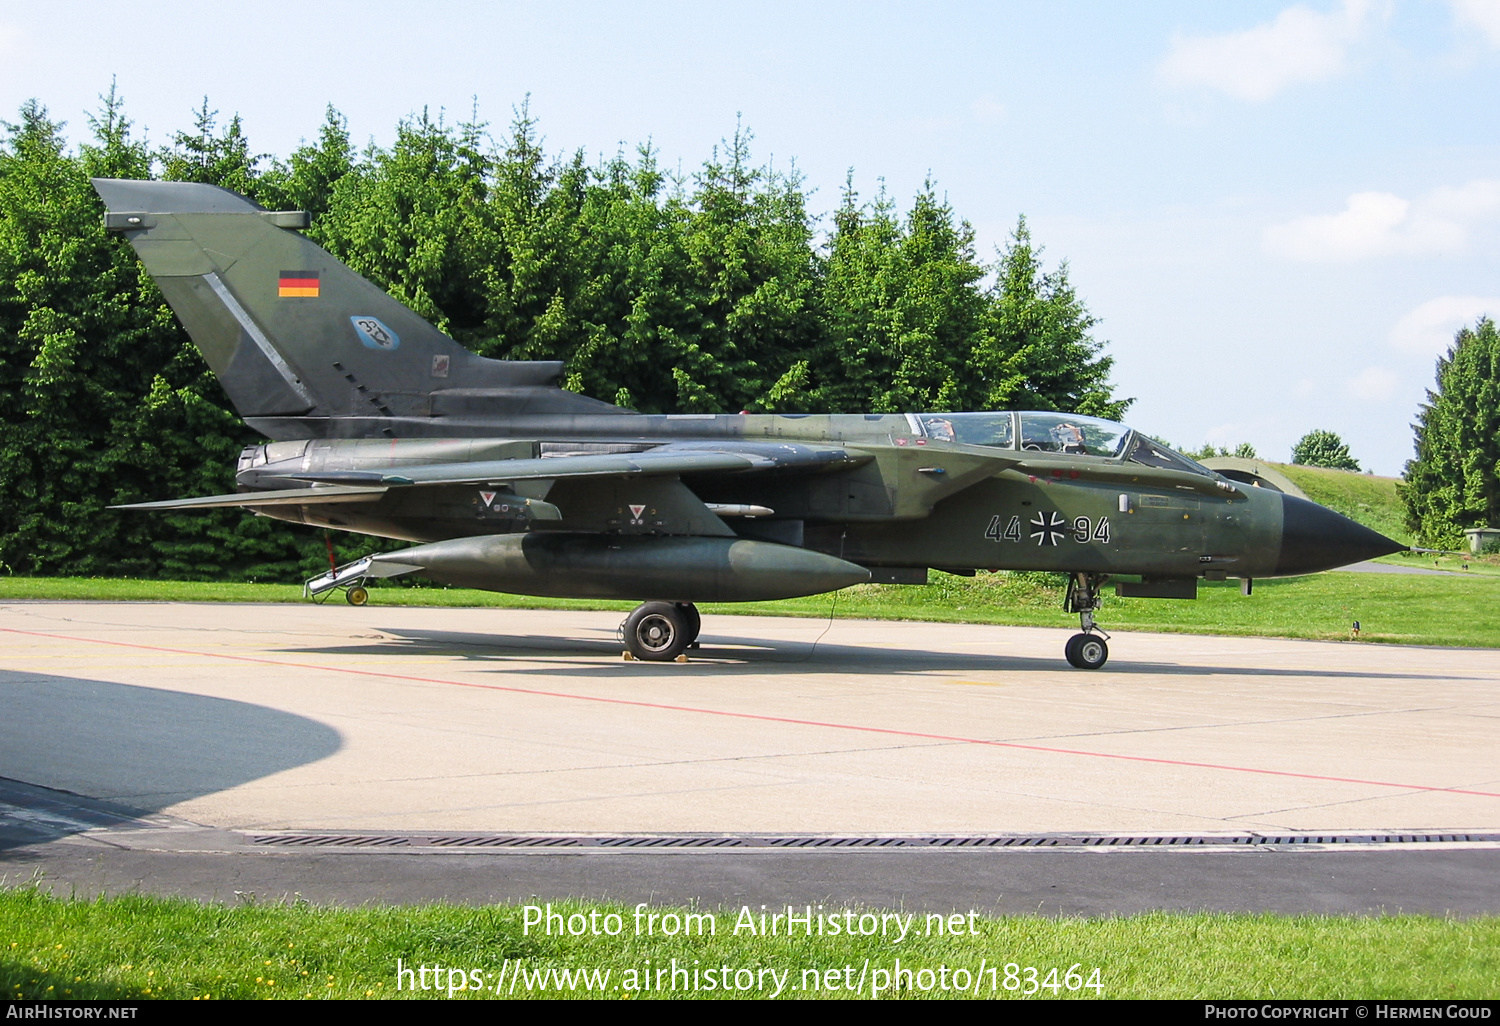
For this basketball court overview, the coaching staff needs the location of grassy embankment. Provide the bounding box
[2,462,1495,646]
[1277,463,1413,546]
[3,890,1496,1000]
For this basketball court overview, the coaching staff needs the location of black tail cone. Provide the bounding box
[1275,493,1406,576]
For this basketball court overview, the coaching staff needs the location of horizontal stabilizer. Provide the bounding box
[112,484,389,510]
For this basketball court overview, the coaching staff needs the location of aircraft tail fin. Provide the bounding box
[92,178,622,439]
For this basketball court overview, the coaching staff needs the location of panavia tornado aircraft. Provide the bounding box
[94,178,1404,667]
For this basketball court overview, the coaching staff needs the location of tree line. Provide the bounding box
[0,91,1129,580]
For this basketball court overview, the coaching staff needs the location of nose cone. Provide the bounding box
[1276,493,1405,575]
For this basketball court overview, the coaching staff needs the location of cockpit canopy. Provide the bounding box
[913,411,1212,476]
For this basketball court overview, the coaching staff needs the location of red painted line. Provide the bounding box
[5,625,1498,800]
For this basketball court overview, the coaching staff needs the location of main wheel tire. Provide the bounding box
[676,602,701,644]
[346,586,369,606]
[624,602,690,661]
[1065,632,1108,669]
[1064,634,1082,665]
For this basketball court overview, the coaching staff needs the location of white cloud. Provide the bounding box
[1348,366,1399,401]
[970,96,1006,126]
[1389,296,1500,355]
[1158,1,1371,102]
[1263,180,1500,261]
[1452,0,1500,46]
[1423,179,1500,220]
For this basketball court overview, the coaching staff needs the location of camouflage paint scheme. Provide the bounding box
[94,179,1402,665]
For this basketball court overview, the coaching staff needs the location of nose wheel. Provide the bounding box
[1063,572,1111,669]
[622,602,701,661]
[1065,632,1108,669]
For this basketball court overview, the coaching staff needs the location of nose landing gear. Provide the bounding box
[1064,572,1110,669]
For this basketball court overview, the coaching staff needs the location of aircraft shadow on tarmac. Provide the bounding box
[281,626,1466,683]
[0,671,341,852]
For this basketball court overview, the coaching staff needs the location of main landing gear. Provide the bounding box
[1063,572,1110,670]
[621,602,702,661]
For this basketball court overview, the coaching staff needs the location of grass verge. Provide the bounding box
[2,570,1498,648]
[2,889,1495,1000]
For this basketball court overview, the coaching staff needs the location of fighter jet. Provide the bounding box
[93,178,1404,667]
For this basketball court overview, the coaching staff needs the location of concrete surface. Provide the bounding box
[2,601,1495,838]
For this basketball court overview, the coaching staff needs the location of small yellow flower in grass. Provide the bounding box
[365,990,373,997]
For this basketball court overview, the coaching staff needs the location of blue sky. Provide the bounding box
[3,0,1497,474]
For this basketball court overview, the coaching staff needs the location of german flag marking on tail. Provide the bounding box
[278,270,320,298]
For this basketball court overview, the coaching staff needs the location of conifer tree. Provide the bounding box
[980,217,1129,419]
[1400,318,1500,547]
[0,95,328,577]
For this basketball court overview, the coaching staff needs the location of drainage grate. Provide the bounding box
[765,836,912,848]
[250,834,410,848]
[927,836,1071,847]
[1077,833,1500,847]
[597,836,745,848]
[248,831,1500,851]
[426,835,585,848]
